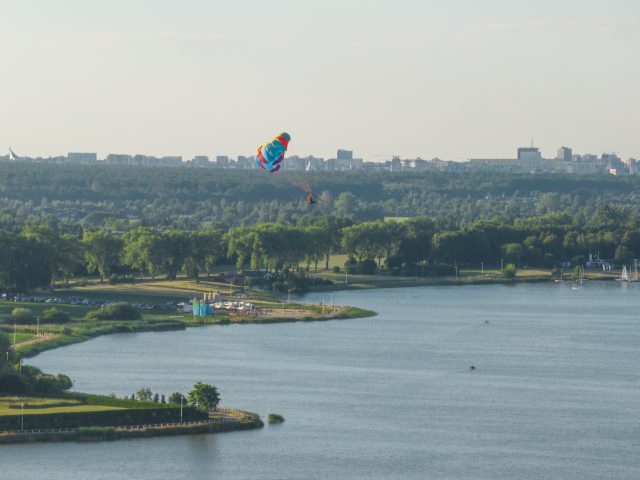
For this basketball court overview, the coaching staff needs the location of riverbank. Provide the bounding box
[3,299,374,361]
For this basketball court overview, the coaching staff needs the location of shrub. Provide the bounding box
[268,413,285,424]
[42,307,71,324]
[108,274,136,285]
[344,258,377,275]
[421,263,456,277]
[85,303,142,321]
[503,263,518,279]
[11,307,36,324]
[0,372,26,394]
[30,373,73,394]
[332,266,341,273]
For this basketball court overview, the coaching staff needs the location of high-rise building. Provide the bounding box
[105,154,133,165]
[517,147,541,162]
[67,152,97,164]
[556,146,572,161]
[191,155,210,167]
[337,149,353,160]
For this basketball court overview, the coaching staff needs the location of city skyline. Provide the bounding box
[4,142,637,164]
[2,1,639,160]
[4,144,637,176]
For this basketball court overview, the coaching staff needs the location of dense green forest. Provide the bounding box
[1,162,640,232]
[1,163,639,292]
[1,209,640,292]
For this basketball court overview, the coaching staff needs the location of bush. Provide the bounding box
[11,308,36,324]
[344,258,377,275]
[0,372,26,394]
[332,266,341,273]
[268,413,285,424]
[422,263,457,277]
[29,373,73,394]
[85,303,142,321]
[42,307,71,324]
[108,274,136,285]
[503,263,518,279]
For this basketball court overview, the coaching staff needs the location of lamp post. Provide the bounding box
[180,397,183,424]
[19,360,23,376]
[21,403,24,432]
[36,318,40,337]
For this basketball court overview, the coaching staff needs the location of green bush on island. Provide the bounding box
[11,308,36,324]
[85,303,142,321]
[41,307,71,324]
[268,413,285,424]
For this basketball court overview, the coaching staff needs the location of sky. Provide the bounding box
[1,0,639,161]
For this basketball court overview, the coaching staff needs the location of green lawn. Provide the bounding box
[0,396,123,416]
[10,333,35,344]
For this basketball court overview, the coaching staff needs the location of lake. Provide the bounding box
[3,282,640,479]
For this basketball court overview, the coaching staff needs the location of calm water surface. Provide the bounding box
[3,283,640,479]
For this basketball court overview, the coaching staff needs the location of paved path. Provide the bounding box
[10,333,57,349]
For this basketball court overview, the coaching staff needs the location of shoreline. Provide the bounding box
[0,410,264,445]
[12,304,376,361]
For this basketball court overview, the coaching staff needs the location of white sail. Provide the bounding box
[621,266,629,281]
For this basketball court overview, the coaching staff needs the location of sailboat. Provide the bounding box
[624,260,639,282]
[571,266,584,290]
[619,266,629,282]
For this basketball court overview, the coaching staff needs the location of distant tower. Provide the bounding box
[556,147,572,161]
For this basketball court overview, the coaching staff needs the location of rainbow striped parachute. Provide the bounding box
[255,132,290,173]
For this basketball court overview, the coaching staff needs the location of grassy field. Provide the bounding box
[0,396,123,416]
[10,333,36,344]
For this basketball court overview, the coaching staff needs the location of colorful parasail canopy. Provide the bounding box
[255,132,290,173]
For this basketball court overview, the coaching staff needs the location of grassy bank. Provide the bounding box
[2,293,374,361]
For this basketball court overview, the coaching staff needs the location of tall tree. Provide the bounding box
[82,230,123,282]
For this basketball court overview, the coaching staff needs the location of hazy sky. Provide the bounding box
[1,0,639,161]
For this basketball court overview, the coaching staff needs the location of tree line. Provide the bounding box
[2,208,640,292]
[2,162,640,232]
